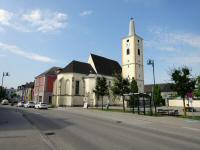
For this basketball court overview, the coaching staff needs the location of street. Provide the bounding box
[0,105,200,150]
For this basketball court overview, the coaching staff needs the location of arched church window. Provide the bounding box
[59,78,65,95]
[65,80,70,95]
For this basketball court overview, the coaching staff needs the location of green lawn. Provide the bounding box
[179,115,200,121]
[90,108,133,113]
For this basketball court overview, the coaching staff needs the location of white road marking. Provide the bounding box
[39,133,56,150]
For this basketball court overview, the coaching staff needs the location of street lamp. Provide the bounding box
[1,72,9,100]
[147,59,157,114]
[1,72,9,87]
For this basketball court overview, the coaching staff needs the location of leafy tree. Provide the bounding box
[153,85,164,106]
[194,76,200,98]
[111,74,130,112]
[93,77,109,110]
[171,67,196,116]
[130,78,138,113]
[11,93,17,99]
[0,86,6,100]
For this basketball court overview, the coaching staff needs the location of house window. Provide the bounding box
[127,49,130,55]
[138,49,140,55]
[138,40,140,43]
[75,81,80,95]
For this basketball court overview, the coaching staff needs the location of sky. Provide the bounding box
[0,0,200,88]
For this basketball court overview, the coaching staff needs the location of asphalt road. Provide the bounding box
[0,105,200,150]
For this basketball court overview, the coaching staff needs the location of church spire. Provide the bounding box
[129,17,135,36]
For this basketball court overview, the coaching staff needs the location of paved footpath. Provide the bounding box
[0,106,50,150]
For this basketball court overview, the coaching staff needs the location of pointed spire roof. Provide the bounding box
[129,18,135,36]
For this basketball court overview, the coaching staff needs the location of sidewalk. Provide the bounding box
[55,106,200,130]
[0,106,50,150]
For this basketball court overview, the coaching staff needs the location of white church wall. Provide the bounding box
[88,55,97,73]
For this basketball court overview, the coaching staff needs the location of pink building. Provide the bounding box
[34,67,61,104]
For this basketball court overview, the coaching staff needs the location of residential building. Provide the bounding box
[16,82,34,102]
[144,83,176,100]
[5,88,16,100]
[34,67,61,104]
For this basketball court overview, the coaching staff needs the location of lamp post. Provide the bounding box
[1,72,9,100]
[147,59,157,114]
[2,72,9,87]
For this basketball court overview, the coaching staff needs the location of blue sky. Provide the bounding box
[0,0,200,88]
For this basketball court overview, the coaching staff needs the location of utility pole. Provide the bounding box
[1,72,9,100]
[147,59,157,114]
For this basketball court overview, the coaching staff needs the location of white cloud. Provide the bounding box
[80,10,93,17]
[145,26,200,51]
[159,47,177,52]
[22,9,68,32]
[0,42,55,63]
[0,9,68,33]
[0,9,13,25]
[162,55,200,65]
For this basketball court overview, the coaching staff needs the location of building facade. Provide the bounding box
[34,67,61,104]
[5,88,16,100]
[122,18,144,92]
[52,54,122,107]
[144,83,176,100]
[16,82,34,103]
[52,19,144,107]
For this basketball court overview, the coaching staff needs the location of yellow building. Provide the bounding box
[122,18,144,92]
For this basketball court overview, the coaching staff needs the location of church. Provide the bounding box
[52,18,144,107]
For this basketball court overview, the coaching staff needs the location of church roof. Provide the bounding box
[90,53,121,76]
[36,67,62,78]
[60,60,96,75]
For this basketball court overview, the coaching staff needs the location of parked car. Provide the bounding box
[24,101,35,108]
[35,102,48,109]
[1,99,9,105]
[17,102,24,107]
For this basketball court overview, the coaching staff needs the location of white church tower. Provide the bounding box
[122,18,144,92]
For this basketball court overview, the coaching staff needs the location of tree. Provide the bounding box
[130,78,138,113]
[170,67,196,117]
[194,76,200,98]
[0,86,6,100]
[153,85,164,106]
[111,74,130,112]
[93,77,109,110]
